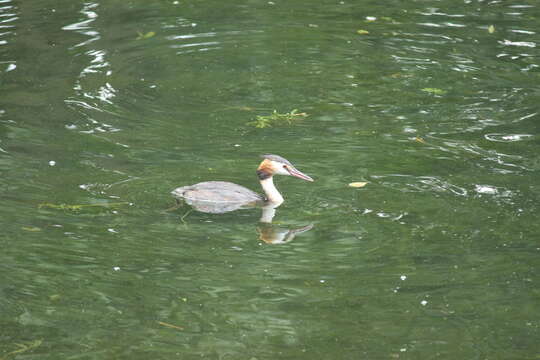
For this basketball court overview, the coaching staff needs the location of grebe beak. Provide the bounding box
[287,166,314,182]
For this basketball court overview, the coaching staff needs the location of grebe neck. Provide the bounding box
[260,176,284,206]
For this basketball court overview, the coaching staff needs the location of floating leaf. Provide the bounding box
[488,25,495,34]
[414,137,426,144]
[357,29,370,35]
[136,31,156,40]
[349,182,368,188]
[390,73,412,79]
[421,87,447,95]
[22,226,42,232]
[158,321,184,330]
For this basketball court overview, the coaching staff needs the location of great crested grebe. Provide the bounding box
[171,154,313,214]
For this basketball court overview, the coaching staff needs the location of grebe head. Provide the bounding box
[256,154,314,182]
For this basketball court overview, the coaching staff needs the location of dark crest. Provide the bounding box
[260,154,293,166]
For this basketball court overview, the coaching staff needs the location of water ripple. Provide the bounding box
[499,39,536,48]
[372,174,468,196]
[0,0,17,72]
[62,3,120,136]
[424,138,530,173]
[484,133,534,142]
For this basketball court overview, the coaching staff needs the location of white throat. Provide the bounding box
[260,176,284,206]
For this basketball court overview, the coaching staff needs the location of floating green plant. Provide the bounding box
[421,87,447,95]
[247,109,308,128]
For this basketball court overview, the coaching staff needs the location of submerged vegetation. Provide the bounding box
[1,339,42,360]
[38,202,129,212]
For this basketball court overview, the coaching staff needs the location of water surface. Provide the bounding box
[1,0,539,358]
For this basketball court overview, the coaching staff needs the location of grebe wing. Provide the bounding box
[171,181,263,213]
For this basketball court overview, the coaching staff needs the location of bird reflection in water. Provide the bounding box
[257,221,314,245]
[171,154,314,243]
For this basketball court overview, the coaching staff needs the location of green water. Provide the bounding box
[1,0,539,358]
